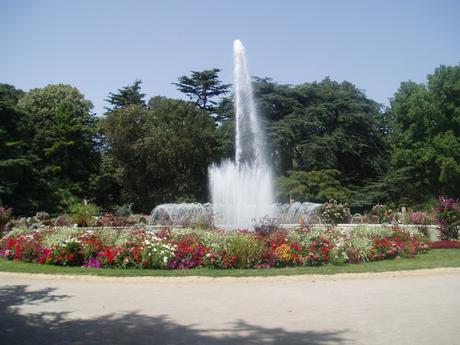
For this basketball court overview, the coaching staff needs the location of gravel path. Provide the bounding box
[1,269,459,345]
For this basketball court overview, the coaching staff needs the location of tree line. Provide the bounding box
[1,64,459,215]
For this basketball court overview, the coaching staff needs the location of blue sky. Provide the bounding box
[1,0,459,115]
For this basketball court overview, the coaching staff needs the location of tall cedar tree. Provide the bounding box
[173,69,230,111]
[105,79,146,111]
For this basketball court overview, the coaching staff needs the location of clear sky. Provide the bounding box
[1,0,459,115]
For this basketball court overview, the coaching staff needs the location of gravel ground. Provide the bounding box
[1,268,459,345]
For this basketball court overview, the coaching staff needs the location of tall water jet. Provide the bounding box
[209,40,274,228]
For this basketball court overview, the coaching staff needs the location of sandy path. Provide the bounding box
[1,269,459,345]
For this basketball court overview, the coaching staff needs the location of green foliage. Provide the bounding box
[114,203,133,217]
[173,69,230,111]
[0,84,38,214]
[226,232,263,268]
[68,202,99,227]
[276,169,349,202]
[214,97,235,160]
[16,84,100,212]
[105,79,146,111]
[89,153,122,210]
[388,64,460,203]
[346,167,412,210]
[251,77,389,209]
[260,78,388,182]
[102,95,220,212]
[2,62,458,215]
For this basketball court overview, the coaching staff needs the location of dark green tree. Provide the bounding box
[89,153,122,211]
[212,96,235,160]
[259,78,388,189]
[105,79,146,111]
[0,84,38,214]
[213,77,390,208]
[17,84,100,212]
[102,97,219,212]
[388,64,460,205]
[276,169,350,203]
[253,77,302,122]
[173,69,231,111]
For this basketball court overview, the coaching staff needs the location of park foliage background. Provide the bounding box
[0,63,459,216]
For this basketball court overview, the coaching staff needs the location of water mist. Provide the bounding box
[209,40,274,227]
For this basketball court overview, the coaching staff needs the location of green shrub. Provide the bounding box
[114,203,133,217]
[226,232,264,268]
[68,202,99,227]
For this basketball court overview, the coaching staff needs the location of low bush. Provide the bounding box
[68,202,99,227]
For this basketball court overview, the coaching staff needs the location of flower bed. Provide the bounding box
[430,240,460,249]
[0,226,430,269]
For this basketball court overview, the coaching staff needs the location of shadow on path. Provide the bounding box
[0,285,351,345]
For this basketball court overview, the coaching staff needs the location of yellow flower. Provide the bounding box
[275,244,292,263]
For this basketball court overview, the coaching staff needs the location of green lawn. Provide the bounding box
[0,249,459,278]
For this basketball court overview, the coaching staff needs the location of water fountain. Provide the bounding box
[150,40,321,229]
[209,40,274,228]
[149,203,213,227]
[273,202,322,225]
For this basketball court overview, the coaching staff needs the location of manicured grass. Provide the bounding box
[0,249,459,277]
